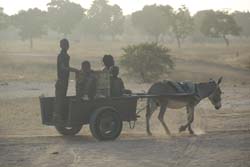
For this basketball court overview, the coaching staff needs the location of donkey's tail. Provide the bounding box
[146,98,158,135]
[146,98,158,114]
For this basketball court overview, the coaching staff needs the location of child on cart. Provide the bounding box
[110,66,131,97]
[73,61,96,100]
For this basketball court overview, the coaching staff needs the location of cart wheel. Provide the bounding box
[55,125,82,136]
[90,107,122,141]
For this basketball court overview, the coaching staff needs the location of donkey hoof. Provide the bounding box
[189,130,194,135]
[179,126,186,132]
[147,132,153,136]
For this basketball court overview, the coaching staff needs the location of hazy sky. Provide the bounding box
[0,0,250,15]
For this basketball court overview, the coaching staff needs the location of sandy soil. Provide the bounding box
[1,131,249,167]
[0,52,250,167]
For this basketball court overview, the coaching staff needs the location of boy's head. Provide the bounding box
[60,38,69,51]
[103,55,114,68]
[111,66,119,77]
[81,61,91,72]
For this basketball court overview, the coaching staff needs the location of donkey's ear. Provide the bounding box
[218,77,223,85]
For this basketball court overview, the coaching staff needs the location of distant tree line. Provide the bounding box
[0,0,249,49]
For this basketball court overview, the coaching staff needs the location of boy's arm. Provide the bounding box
[69,67,79,73]
[58,56,78,73]
[119,78,125,90]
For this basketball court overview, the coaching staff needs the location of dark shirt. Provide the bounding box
[110,77,125,97]
[57,50,70,81]
[76,70,96,99]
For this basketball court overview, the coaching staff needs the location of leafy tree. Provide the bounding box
[171,6,193,48]
[121,43,174,82]
[108,4,124,39]
[200,11,241,46]
[0,7,8,31]
[47,0,85,36]
[84,0,124,39]
[12,8,47,49]
[131,5,173,42]
[232,11,250,37]
[84,0,109,38]
[193,10,214,30]
[192,10,214,41]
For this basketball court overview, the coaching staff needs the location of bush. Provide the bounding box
[121,43,174,82]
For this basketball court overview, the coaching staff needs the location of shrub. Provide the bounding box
[120,43,174,82]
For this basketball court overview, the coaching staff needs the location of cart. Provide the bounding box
[39,93,192,141]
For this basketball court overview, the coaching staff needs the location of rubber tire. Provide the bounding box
[90,107,122,141]
[55,125,82,136]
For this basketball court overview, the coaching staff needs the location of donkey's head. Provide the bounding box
[208,77,223,110]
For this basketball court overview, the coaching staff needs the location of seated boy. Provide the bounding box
[110,66,131,97]
[74,61,96,100]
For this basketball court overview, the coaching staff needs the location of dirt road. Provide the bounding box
[1,131,249,167]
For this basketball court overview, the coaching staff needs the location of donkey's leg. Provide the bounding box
[187,105,195,134]
[158,104,171,135]
[179,105,194,134]
[179,105,189,132]
[146,103,154,136]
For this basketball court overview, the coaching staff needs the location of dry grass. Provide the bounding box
[170,43,250,68]
[0,39,130,56]
[0,39,250,82]
[0,98,45,136]
[0,53,55,81]
[0,39,131,81]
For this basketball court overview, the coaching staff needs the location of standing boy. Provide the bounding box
[54,39,74,122]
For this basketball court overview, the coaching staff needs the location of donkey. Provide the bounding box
[146,77,223,136]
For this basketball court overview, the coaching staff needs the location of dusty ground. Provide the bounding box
[0,43,250,167]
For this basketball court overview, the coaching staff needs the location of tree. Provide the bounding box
[193,10,214,31]
[0,7,8,31]
[192,10,214,42]
[47,0,85,36]
[84,0,124,39]
[121,43,174,82]
[171,6,193,48]
[12,8,47,49]
[233,11,250,37]
[131,5,173,42]
[200,10,241,46]
[108,4,125,39]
